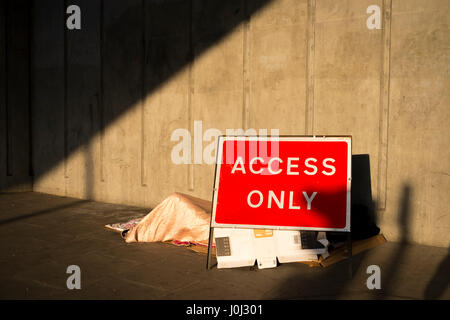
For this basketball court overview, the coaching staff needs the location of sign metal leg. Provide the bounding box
[206,227,214,270]
[347,231,352,279]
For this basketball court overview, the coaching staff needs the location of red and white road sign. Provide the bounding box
[211,136,351,232]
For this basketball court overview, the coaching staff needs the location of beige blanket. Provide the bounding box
[124,193,212,246]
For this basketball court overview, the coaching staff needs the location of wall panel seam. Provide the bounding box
[188,0,194,191]
[63,0,69,197]
[242,0,250,130]
[305,0,316,135]
[140,0,147,187]
[377,0,392,211]
[5,0,12,177]
[28,0,33,179]
[99,0,105,183]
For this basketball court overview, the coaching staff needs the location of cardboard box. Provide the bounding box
[187,233,387,269]
[213,228,328,269]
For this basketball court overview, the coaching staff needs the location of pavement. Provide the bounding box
[0,192,448,300]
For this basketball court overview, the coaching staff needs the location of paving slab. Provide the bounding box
[0,192,448,300]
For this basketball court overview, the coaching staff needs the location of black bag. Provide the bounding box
[326,203,380,243]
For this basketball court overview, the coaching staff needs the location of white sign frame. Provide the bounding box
[210,135,352,232]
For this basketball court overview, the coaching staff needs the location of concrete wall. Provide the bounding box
[0,0,32,192]
[1,0,449,247]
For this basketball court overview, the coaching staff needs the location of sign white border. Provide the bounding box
[210,135,352,232]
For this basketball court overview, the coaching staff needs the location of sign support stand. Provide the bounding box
[206,145,219,270]
[206,226,214,270]
[206,184,216,270]
[205,135,352,270]
[347,231,352,278]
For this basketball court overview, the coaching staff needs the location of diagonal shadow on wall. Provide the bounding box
[1,0,275,198]
[424,248,450,299]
